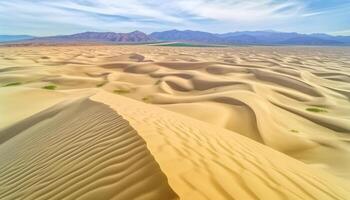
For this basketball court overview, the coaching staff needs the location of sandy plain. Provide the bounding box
[0,45,349,199]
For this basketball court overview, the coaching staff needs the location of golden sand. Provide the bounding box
[0,45,349,199]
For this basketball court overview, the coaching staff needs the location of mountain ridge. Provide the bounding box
[1,30,350,45]
[150,30,348,45]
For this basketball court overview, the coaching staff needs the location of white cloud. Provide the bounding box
[46,0,184,23]
[173,0,305,22]
[0,0,307,25]
[1,0,347,35]
[0,0,175,35]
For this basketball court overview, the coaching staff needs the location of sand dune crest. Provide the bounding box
[0,97,177,200]
[1,45,350,199]
[92,92,350,200]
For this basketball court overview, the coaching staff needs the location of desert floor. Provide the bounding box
[0,45,349,199]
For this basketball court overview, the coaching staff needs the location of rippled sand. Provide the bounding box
[0,45,349,199]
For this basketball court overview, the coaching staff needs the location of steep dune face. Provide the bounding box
[0,45,350,199]
[0,97,177,200]
[92,92,350,200]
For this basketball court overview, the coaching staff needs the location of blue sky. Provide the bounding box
[0,0,349,36]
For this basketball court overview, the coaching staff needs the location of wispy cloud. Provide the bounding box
[46,0,185,23]
[173,0,304,22]
[0,0,349,35]
[301,11,326,17]
[45,0,307,23]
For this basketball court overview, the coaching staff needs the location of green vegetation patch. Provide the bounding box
[142,96,151,103]
[306,107,327,113]
[113,89,131,94]
[42,85,57,90]
[155,80,162,85]
[155,43,224,47]
[96,82,107,87]
[3,82,22,87]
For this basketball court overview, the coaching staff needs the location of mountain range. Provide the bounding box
[150,30,350,45]
[1,30,350,45]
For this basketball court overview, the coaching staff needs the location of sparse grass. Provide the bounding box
[306,107,327,113]
[155,80,162,85]
[4,57,15,60]
[42,85,56,90]
[290,129,299,133]
[3,82,22,87]
[142,96,151,103]
[113,89,130,94]
[96,82,107,87]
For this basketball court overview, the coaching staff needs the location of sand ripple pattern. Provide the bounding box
[1,46,350,198]
[93,92,350,200]
[0,98,177,200]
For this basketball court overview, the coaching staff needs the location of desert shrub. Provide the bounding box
[142,96,152,103]
[155,80,162,85]
[96,82,107,87]
[42,85,56,90]
[113,89,130,94]
[3,82,22,87]
[306,107,327,113]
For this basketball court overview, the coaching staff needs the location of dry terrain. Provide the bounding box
[0,45,349,199]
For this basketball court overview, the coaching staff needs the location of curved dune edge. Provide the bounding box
[0,97,178,200]
[1,46,350,199]
[1,46,350,179]
[91,91,350,200]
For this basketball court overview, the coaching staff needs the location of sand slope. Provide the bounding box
[1,45,350,199]
[92,91,350,200]
[0,97,177,200]
[0,87,67,129]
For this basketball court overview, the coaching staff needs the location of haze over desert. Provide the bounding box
[0,45,349,199]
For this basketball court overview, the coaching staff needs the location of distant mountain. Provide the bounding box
[280,36,342,45]
[150,30,350,45]
[217,31,301,44]
[2,30,350,45]
[0,35,34,42]
[310,33,350,44]
[222,34,259,44]
[23,31,152,43]
[149,30,221,43]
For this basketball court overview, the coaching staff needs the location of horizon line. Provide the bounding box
[1,29,350,37]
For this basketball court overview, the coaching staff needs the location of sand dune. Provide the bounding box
[0,96,177,200]
[92,91,350,199]
[0,45,350,199]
